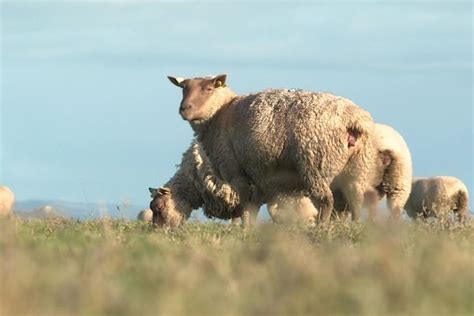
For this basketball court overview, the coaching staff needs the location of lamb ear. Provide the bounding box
[167,76,185,88]
[213,74,227,88]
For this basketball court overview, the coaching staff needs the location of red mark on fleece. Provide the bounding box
[348,129,361,148]
[380,150,392,167]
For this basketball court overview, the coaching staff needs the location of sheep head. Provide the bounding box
[149,187,187,228]
[167,74,237,124]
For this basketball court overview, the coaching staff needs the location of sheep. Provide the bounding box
[332,123,413,221]
[32,205,64,219]
[404,176,470,222]
[267,193,318,226]
[150,139,246,227]
[0,185,15,217]
[150,139,318,227]
[191,123,408,225]
[137,208,153,222]
[166,74,377,226]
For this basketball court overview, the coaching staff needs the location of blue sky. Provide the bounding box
[1,1,472,211]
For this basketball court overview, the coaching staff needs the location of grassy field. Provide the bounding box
[0,217,473,316]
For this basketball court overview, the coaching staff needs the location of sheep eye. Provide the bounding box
[206,87,213,92]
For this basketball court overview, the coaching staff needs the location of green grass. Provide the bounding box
[1,218,473,316]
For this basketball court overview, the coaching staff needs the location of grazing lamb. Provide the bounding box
[0,185,15,217]
[137,208,153,222]
[166,74,376,226]
[149,140,236,227]
[333,123,412,221]
[404,176,470,222]
[150,140,318,227]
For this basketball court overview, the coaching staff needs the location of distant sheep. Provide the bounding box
[333,123,412,221]
[404,176,469,222]
[166,74,377,226]
[0,186,15,217]
[137,208,153,222]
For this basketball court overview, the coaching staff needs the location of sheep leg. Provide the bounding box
[231,177,251,228]
[241,202,260,229]
[364,189,380,223]
[241,208,250,228]
[387,194,404,220]
[248,186,262,227]
[249,206,259,227]
[231,206,243,226]
[455,210,467,224]
[342,183,365,221]
[306,183,334,224]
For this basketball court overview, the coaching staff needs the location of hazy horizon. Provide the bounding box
[1,1,472,212]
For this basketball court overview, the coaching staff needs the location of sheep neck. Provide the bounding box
[191,96,238,141]
[190,96,240,179]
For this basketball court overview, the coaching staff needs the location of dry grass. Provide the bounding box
[0,217,473,316]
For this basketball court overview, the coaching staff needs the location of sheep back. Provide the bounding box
[223,90,376,198]
[0,186,14,217]
[137,208,153,222]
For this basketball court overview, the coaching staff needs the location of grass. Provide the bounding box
[0,217,473,316]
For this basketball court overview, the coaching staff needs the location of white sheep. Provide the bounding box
[137,208,153,222]
[166,74,377,227]
[0,185,15,217]
[332,123,413,221]
[404,176,469,222]
[267,193,318,226]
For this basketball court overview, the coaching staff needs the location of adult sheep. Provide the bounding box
[137,208,153,222]
[404,176,469,222]
[166,74,377,226]
[151,123,408,226]
[333,123,412,221]
[0,185,15,217]
[150,140,318,227]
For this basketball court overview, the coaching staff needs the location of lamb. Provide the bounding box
[166,74,377,226]
[333,123,413,221]
[137,208,153,222]
[404,176,470,222]
[0,185,15,217]
[149,139,318,227]
[149,140,236,227]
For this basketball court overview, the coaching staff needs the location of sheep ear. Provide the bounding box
[213,74,227,88]
[149,187,159,198]
[159,187,171,195]
[167,76,185,88]
[149,187,171,198]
